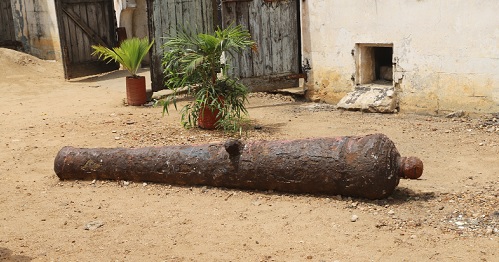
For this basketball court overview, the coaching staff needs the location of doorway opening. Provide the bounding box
[356,44,393,85]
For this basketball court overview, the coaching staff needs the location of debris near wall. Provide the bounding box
[477,113,499,133]
[337,86,398,113]
[54,134,423,199]
[446,110,467,118]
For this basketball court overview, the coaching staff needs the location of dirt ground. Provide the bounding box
[0,48,498,261]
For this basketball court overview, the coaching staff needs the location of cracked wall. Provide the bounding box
[301,0,499,114]
[11,0,61,60]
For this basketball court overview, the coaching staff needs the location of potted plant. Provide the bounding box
[91,37,154,106]
[160,24,255,130]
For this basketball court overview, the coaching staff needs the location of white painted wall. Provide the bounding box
[11,0,61,60]
[114,0,149,64]
[114,0,148,39]
[132,0,148,39]
[302,0,499,114]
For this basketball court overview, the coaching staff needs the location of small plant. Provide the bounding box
[159,24,255,130]
[92,37,154,106]
[91,37,154,77]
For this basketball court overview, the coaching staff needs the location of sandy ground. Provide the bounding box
[0,48,498,261]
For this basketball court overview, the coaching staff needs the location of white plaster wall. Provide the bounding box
[133,0,149,64]
[114,0,148,39]
[11,0,61,60]
[132,0,148,39]
[113,0,149,64]
[114,0,124,27]
[302,0,499,113]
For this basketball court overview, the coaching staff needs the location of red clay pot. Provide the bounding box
[198,106,220,130]
[126,76,147,106]
[198,96,224,129]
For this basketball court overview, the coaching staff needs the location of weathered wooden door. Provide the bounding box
[222,0,302,91]
[55,0,119,79]
[147,0,301,92]
[147,0,218,92]
[0,0,16,46]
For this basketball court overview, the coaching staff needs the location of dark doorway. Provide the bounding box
[374,47,392,81]
[0,1,19,49]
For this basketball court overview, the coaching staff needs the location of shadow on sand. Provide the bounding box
[0,247,32,261]
[68,68,149,83]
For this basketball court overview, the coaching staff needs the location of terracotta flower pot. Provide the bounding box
[198,106,220,130]
[198,97,224,129]
[126,76,147,106]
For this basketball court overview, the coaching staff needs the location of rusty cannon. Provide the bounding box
[54,133,423,199]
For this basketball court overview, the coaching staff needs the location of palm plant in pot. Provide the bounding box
[91,37,154,106]
[160,24,255,130]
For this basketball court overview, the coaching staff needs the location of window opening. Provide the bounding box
[356,44,393,85]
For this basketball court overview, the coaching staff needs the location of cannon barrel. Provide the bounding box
[54,133,423,199]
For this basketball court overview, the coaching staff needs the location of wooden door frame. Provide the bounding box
[55,0,119,79]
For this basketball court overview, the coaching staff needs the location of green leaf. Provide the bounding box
[91,37,154,77]
[160,24,254,131]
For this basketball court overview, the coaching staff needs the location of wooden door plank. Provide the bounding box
[249,0,264,77]
[85,4,101,60]
[221,0,300,91]
[0,1,15,42]
[287,1,299,74]
[64,0,108,3]
[192,0,201,34]
[67,4,80,63]
[175,1,183,31]
[149,0,217,91]
[270,2,282,75]
[55,0,71,78]
[77,3,88,62]
[101,0,114,46]
[86,3,98,48]
[222,1,238,76]
[262,2,274,76]
[163,0,175,37]
[147,0,162,91]
[281,1,298,74]
[236,2,251,78]
[63,4,108,47]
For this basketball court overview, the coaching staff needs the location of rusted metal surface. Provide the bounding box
[54,134,423,199]
[399,156,424,179]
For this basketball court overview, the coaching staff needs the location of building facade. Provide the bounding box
[9,0,61,60]
[301,0,499,114]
